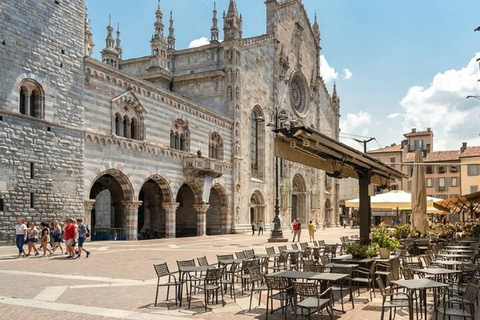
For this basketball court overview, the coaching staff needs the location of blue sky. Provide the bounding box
[86,0,480,152]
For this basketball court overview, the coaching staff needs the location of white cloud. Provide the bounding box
[400,53,480,150]
[320,55,338,83]
[388,113,402,119]
[339,111,373,149]
[188,37,209,48]
[343,68,353,80]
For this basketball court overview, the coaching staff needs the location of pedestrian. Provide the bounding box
[14,217,27,258]
[307,220,315,242]
[292,218,301,242]
[251,221,256,236]
[51,220,64,254]
[258,220,264,235]
[63,218,76,258]
[26,221,40,257]
[75,218,91,258]
[40,222,53,257]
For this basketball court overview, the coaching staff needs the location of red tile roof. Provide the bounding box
[368,144,402,154]
[459,146,480,158]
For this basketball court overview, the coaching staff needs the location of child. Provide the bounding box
[40,222,53,257]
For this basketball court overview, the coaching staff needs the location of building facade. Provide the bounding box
[364,128,480,202]
[0,0,341,243]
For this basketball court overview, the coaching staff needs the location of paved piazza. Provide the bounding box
[0,227,455,319]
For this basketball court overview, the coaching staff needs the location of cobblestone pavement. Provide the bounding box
[0,227,460,319]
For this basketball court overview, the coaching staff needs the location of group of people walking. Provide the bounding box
[251,220,264,235]
[15,217,91,259]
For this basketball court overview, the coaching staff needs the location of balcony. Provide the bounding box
[183,156,224,178]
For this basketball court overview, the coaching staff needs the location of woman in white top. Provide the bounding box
[14,217,27,258]
[26,221,40,257]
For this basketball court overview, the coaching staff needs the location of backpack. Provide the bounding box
[85,224,91,237]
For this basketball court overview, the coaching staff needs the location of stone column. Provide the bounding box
[220,205,231,234]
[122,200,142,241]
[194,204,210,236]
[84,199,95,242]
[162,202,179,238]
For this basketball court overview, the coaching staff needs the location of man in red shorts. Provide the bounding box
[63,218,76,258]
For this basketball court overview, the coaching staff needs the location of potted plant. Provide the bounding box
[345,238,379,259]
[372,227,400,258]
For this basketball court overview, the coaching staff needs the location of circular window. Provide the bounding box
[290,75,307,115]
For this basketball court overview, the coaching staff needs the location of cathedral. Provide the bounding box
[0,0,340,242]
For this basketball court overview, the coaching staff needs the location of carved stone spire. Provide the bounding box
[227,0,238,17]
[105,14,115,50]
[167,11,175,50]
[101,15,120,68]
[84,4,94,57]
[115,23,122,58]
[151,0,167,56]
[154,0,164,39]
[312,11,320,44]
[223,0,242,41]
[210,2,219,42]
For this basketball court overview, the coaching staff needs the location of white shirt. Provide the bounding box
[15,224,27,235]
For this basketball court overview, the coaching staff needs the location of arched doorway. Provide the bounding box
[206,183,228,235]
[292,174,307,224]
[250,191,265,226]
[176,182,201,237]
[89,169,134,241]
[138,175,172,239]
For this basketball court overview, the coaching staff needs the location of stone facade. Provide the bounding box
[0,0,85,243]
[0,0,341,243]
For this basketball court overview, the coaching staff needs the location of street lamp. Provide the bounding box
[466,95,480,100]
[256,107,298,242]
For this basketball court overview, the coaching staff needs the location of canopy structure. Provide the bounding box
[274,126,405,242]
[275,127,404,185]
[433,191,480,220]
[345,190,444,212]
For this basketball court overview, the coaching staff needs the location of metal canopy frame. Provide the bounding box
[433,191,480,220]
[274,126,405,242]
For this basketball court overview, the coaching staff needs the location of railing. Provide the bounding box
[183,156,224,178]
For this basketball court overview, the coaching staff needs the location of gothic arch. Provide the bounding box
[142,174,173,203]
[249,190,265,225]
[211,183,228,206]
[89,169,134,201]
[291,173,307,223]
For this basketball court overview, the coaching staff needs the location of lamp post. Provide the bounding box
[256,107,297,242]
[466,95,480,100]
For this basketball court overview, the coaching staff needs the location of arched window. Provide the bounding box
[170,119,190,152]
[115,113,122,136]
[251,106,265,178]
[131,118,137,139]
[122,116,128,138]
[170,130,175,148]
[209,132,224,160]
[112,101,144,141]
[18,79,44,118]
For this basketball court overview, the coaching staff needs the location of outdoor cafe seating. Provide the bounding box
[151,235,480,319]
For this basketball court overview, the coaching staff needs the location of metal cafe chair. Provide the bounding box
[437,282,480,320]
[330,265,354,311]
[264,276,293,320]
[376,276,410,320]
[293,281,334,320]
[236,251,247,259]
[247,264,268,311]
[190,267,225,311]
[153,262,183,308]
[244,249,255,259]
